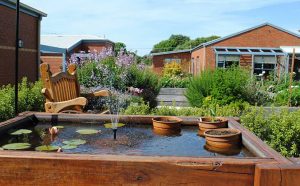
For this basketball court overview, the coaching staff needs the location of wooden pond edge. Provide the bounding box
[0,112,299,186]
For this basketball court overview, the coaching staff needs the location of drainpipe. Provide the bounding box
[37,15,41,79]
[14,0,20,116]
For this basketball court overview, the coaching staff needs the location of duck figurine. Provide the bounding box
[49,127,59,136]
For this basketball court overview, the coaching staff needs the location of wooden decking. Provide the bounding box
[157,88,189,106]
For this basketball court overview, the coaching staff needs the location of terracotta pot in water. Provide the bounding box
[198,117,228,136]
[152,116,182,132]
[204,144,241,156]
[204,128,241,149]
[153,128,181,136]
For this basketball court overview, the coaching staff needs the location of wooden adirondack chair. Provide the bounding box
[40,63,110,113]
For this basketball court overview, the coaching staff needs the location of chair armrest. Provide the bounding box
[41,88,53,102]
[93,90,111,97]
[45,97,87,113]
[82,90,111,98]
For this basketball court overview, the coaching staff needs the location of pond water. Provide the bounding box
[0,122,254,157]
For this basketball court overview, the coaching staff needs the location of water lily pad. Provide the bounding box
[76,129,99,135]
[2,143,31,150]
[10,129,32,136]
[62,144,78,150]
[104,123,125,128]
[35,145,60,152]
[53,126,64,129]
[63,139,86,146]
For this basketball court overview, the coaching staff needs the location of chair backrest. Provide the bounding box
[40,63,80,102]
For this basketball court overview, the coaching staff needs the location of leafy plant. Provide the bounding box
[186,67,254,107]
[160,76,189,88]
[241,107,300,157]
[125,65,161,108]
[274,87,300,106]
[163,61,182,76]
[0,78,44,122]
[185,70,214,107]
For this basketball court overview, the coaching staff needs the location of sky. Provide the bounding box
[22,0,300,55]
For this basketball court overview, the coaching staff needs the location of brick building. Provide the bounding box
[0,0,46,85]
[152,23,300,79]
[151,49,191,75]
[41,35,114,73]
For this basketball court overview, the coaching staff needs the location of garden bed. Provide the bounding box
[0,112,299,186]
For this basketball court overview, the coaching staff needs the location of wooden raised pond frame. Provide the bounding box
[0,112,299,186]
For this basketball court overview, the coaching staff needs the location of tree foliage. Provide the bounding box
[114,42,127,55]
[152,35,220,53]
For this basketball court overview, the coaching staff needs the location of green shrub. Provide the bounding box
[185,70,214,107]
[122,101,248,117]
[0,78,44,122]
[274,87,300,106]
[77,57,125,90]
[122,102,151,115]
[163,61,182,76]
[186,67,255,107]
[0,84,14,121]
[160,76,189,88]
[125,65,161,108]
[241,107,300,157]
[211,67,251,105]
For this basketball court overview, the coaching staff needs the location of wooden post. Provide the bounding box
[288,48,296,107]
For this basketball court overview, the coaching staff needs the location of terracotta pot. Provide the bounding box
[198,117,228,137]
[204,128,241,149]
[153,128,181,136]
[204,144,241,156]
[152,116,182,131]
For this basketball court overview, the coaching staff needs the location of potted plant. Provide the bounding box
[204,128,241,149]
[152,116,182,132]
[198,108,228,136]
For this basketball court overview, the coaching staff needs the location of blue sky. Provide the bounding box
[23,0,300,55]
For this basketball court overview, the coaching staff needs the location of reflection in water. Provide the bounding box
[204,144,242,156]
[152,128,181,137]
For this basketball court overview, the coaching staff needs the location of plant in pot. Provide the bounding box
[198,107,228,136]
[204,128,242,150]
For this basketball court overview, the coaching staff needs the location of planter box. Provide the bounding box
[0,112,299,186]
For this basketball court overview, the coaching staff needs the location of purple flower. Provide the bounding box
[116,48,135,68]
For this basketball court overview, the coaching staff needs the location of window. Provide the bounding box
[217,55,240,68]
[227,48,238,52]
[253,56,276,75]
[164,58,181,64]
[216,48,226,52]
[239,49,249,52]
[250,49,260,52]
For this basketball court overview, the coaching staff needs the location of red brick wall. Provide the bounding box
[191,47,205,75]
[240,55,252,68]
[80,42,113,52]
[202,25,300,71]
[71,42,113,54]
[0,5,39,85]
[152,52,191,75]
[41,54,63,74]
